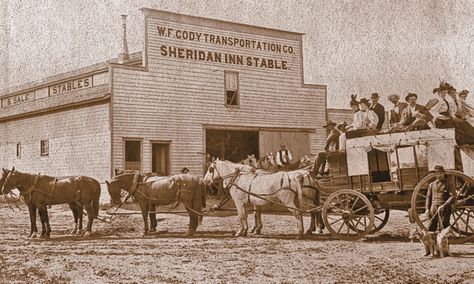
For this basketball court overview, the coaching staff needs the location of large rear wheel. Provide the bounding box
[411,170,474,244]
[322,190,374,241]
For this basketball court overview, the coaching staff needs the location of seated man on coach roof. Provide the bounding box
[390,92,432,132]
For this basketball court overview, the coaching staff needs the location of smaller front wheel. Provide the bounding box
[322,190,374,241]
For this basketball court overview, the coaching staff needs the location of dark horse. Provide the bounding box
[106,173,206,236]
[1,167,101,238]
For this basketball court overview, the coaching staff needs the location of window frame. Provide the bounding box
[16,143,21,158]
[123,138,143,171]
[40,140,49,156]
[224,71,240,107]
[150,140,172,176]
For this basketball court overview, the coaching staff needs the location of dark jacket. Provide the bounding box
[389,102,408,126]
[401,104,433,125]
[370,103,385,130]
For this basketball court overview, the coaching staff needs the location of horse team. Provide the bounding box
[0,157,320,239]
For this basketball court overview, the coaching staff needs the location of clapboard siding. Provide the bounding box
[0,103,111,181]
[111,12,326,176]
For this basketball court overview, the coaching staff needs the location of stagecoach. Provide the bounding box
[317,128,474,242]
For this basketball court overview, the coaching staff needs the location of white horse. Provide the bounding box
[204,159,304,239]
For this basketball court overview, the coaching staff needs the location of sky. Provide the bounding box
[1,0,474,108]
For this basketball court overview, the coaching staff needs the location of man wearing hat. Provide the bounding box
[369,93,385,130]
[458,90,474,122]
[388,94,408,127]
[425,165,455,232]
[399,92,432,131]
[311,120,343,178]
[275,144,293,168]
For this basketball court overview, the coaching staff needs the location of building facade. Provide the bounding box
[0,9,326,181]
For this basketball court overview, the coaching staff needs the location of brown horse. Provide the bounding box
[1,167,101,238]
[106,173,206,236]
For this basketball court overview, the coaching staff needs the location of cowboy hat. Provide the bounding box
[336,122,348,131]
[405,92,417,101]
[433,82,451,94]
[360,98,370,107]
[323,120,337,128]
[388,94,400,100]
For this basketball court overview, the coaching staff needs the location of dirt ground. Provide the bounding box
[0,198,473,284]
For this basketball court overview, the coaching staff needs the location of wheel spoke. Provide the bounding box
[353,204,369,214]
[456,212,474,233]
[329,217,344,226]
[352,217,363,229]
[336,220,345,234]
[350,197,360,211]
[458,180,470,195]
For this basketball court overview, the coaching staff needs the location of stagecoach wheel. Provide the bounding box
[370,209,390,234]
[322,189,374,241]
[411,170,474,244]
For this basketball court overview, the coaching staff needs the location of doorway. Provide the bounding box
[152,142,170,175]
[205,129,259,162]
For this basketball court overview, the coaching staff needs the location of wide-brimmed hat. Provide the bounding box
[459,89,469,97]
[434,165,445,172]
[360,98,370,107]
[181,167,190,173]
[350,94,359,107]
[433,82,450,94]
[405,92,417,101]
[388,94,400,100]
[336,122,348,131]
[323,120,337,128]
[370,93,379,99]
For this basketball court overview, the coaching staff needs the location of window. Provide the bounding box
[40,140,49,156]
[368,149,391,182]
[124,140,141,171]
[16,143,21,158]
[224,71,239,106]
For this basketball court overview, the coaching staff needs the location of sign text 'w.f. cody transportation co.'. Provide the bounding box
[49,76,92,96]
[155,26,295,70]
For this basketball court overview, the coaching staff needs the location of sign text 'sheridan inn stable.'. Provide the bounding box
[156,26,294,70]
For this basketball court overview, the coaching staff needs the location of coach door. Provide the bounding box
[152,143,170,176]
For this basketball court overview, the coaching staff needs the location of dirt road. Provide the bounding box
[0,200,473,284]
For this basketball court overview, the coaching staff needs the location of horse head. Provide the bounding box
[1,167,16,194]
[105,173,136,206]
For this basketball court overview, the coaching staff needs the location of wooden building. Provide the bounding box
[0,9,326,181]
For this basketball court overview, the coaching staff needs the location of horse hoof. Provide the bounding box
[149,228,157,233]
[318,229,324,234]
[305,230,313,235]
[84,231,91,237]
[255,229,262,235]
[71,229,78,235]
[249,227,257,234]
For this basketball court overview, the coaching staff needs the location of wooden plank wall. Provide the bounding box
[111,15,326,175]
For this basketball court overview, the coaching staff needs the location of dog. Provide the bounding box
[414,228,438,256]
[436,226,452,258]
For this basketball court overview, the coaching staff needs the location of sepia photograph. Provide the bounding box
[1,1,474,283]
